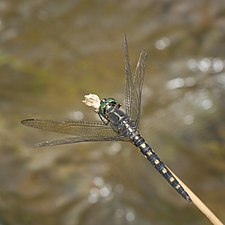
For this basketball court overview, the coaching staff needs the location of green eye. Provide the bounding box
[99,98,117,115]
[107,98,117,104]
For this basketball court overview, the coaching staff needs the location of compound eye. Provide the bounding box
[108,98,117,105]
[109,102,114,106]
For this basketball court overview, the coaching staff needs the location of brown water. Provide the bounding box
[0,1,225,225]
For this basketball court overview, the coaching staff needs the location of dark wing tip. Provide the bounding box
[124,33,127,41]
[124,34,128,48]
[34,141,50,147]
[21,119,35,125]
[141,49,148,56]
[139,49,148,61]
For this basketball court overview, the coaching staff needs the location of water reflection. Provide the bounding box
[155,37,170,50]
[106,142,122,155]
[69,110,84,121]
[188,57,224,73]
[88,176,113,204]
[166,77,196,89]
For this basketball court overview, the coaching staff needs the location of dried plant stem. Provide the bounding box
[83,94,224,225]
[167,166,224,225]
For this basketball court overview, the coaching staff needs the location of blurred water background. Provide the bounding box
[0,0,225,225]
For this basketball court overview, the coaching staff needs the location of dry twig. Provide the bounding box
[83,94,224,225]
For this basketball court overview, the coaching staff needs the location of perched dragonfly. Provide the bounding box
[21,36,192,203]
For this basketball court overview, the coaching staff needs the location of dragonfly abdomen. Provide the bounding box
[107,108,192,202]
[132,134,192,203]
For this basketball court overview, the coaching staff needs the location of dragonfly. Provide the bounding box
[21,36,192,203]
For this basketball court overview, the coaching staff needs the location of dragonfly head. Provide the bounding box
[99,98,118,115]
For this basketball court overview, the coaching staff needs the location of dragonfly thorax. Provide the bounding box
[98,98,122,124]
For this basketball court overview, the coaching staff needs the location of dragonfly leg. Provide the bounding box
[98,113,109,125]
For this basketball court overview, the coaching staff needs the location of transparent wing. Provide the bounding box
[34,135,126,147]
[133,49,147,126]
[21,119,121,137]
[124,35,147,127]
[124,35,133,119]
[21,119,128,147]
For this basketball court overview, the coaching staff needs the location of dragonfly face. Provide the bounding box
[98,98,122,124]
[99,98,118,116]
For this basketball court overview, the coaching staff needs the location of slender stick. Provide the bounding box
[167,166,224,225]
[83,94,224,225]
